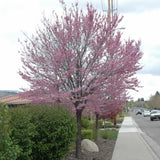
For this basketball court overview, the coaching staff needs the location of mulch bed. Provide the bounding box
[64,138,116,160]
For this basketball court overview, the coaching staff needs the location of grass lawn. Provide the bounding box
[98,129,118,140]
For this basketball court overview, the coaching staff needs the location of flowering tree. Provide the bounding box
[19,1,142,158]
[88,73,137,140]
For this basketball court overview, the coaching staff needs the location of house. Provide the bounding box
[0,93,30,107]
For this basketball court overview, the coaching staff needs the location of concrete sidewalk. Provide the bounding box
[111,117,159,160]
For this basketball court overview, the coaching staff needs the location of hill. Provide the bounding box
[0,90,19,98]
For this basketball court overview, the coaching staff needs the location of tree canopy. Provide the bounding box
[19,3,142,111]
[147,91,160,109]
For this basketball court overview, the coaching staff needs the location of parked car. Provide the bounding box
[143,110,150,117]
[150,110,160,121]
[136,109,142,115]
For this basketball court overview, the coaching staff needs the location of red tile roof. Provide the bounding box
[0,93,30,105]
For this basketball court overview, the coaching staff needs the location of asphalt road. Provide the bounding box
[130,112,160,158]
[131,112,160,145]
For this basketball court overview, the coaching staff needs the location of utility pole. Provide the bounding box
[107,0,118,20]
[108,0,111,18]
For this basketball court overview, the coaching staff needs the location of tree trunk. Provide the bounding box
[95,113,99,141]
[113,114,117,126]
[76,109,82,159]
[103,119,105,129]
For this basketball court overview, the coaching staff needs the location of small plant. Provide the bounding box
[100,131,108,139]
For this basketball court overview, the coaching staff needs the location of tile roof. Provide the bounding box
[0,93,30,105]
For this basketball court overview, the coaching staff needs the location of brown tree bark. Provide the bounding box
[113,115,117,126]
[76,109,82,159]
[95,112,99,141]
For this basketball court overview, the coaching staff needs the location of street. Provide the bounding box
[131,112,160,158]
[131,112,160,145]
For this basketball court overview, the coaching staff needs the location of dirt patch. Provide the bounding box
[64,138,116,160]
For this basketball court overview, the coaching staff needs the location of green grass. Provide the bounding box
[116,119,123,124]
[123,112,130,117]
[98,129,118,140]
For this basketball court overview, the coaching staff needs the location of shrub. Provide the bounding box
[98,119,104,128]
[81,129,93,140]
[105,121,113,128]
[82,116,91,129]
[105,122,119,128]
[9,106,36,160]
[9,105,77,160]
[99,130,108,139]
[31,105,77,160]
[116,119,124,124]
[92,119,103,140]
[0,103,20,160]
[120,114,124,117]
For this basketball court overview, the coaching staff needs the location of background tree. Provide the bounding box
[147,91,160,109]
[90,76,129,138]
[19,1,143,158]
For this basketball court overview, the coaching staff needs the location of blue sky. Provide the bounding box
[0,0,160,101]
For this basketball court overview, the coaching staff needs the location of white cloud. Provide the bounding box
[121,10,160,43]
[120,9,160,76]
[129,74,160,101]
[119,0,160,13]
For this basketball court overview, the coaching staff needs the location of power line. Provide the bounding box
[101,0,118,14]
[101,0,107,12]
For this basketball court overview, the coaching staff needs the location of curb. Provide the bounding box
[132,118,159,160]
[140,132,160,160]
[112,117,159,160]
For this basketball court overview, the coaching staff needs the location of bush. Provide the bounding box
[81,129,93,140]
[10,105,77,160]
[82,116,92,129]
[92,119,103,140]
[98,119,103,128]
[105,122,119,128]
[99,130,108,139]
[120,114,124,117]
[9,106,36,160]
[105,121,113,128]
[116,119,124,124]
[0,103,20,160]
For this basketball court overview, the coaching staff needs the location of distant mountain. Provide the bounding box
[0,90,19,98]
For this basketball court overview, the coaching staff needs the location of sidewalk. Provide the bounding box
[111,117,159,160]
